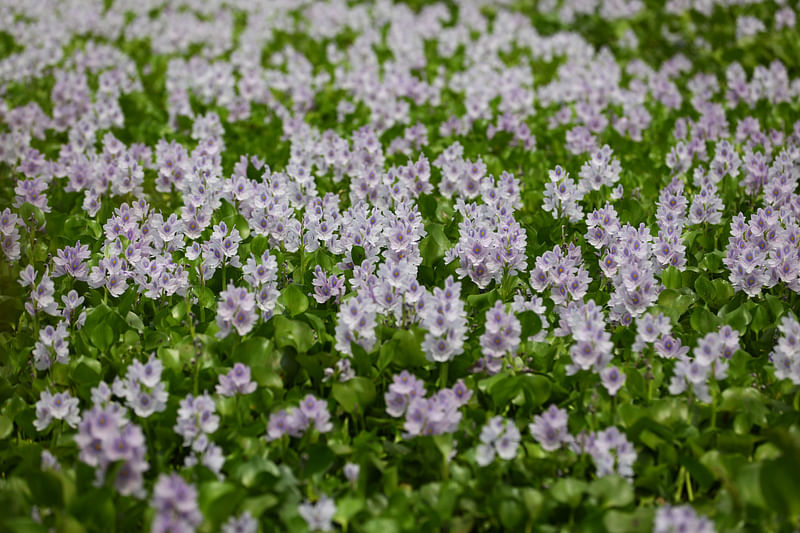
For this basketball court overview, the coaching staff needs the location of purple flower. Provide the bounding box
[420,277,468,363]
[216,283,257,339]
[344,462,360,486]
[216,363,257,396]
[150,473,203,533]
[600,366,626,396]
[769,315,800,384]
[529,404,570,452]
[476,416,521,466]
[221,511,258,533]
[112,355,169,418]
[298,495,336,532]
[654,505,716,533]
[34,389,80,431]
[479,301,521,363]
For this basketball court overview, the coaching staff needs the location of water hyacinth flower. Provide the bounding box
[653,505,716,533]
[542,165,583,223]
[216,283,257,339]
[34,389,80,431]
[221,511,258,533]
[385,375,471,439]
[475,416,521,466]
[571,426,638,480]
[600,366,626,396]
[216,363,257,396]
[478,301,521,374]
[265,394,333,441]
[529,404,571,452]
[112,354,169,418]
[31,321,70,371]
[150,473,203,533]
[311,265,346,303]
[419,276,468,363]
[668,325,740,403]
[343,462,360,486]
[74,382,149,497]
[334,292,378,356]
[298,494,336,532]
[0,207,21,261]
[769,314,800,384]
[174,392,224,477]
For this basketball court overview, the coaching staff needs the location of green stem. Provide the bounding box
[438,362,449,388]
[675,466,686,501]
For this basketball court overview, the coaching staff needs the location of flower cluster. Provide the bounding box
[150,473,203,533]
[19,265,59,317]
[669,325,740,403]
[216,283,257,339]
[74,383,149,497]
[724,208,800,296]
[530,243,591,307]
[542,165,583,222]
[112,355,169,418]
[334,292,378,357]
[298,495,336,532]
[653,177,688,270]
[571,426,638,480]
[266,394,333,441]
[385,372,472,438]
[633,312,689,359]
[529,404,571,452]
[311,265,346,304]
[577,145,621,194]
[174,392,224,477]
[32,321,70,371]
[653,505,716,533]
[478,301,521,374]
[34,389,80,431]
[241,251,281,319]
[216,363,257,396]
[769,314,800,385]
[475,416,521,466]
[555,300,615,377]
[446,173,527,288]
[0,208,21,261]
[419,277,468,363]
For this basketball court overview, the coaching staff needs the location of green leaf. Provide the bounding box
[518,310,542,340]
[0,414,12,439]
[88,322,114,351]
[517,374,551,408]
[279,284,309,317]
[26,471,63,508]
[304,443,335,477]
[603,508,655,533]
[720,387,767,426]
[250,235,269,258]
[588,475,634,508]
[751,305,771,333]
[690,307,719,334]
[273,316,315,353]
[125,311,145,332]
[550,478,586,507]
[722,304,751,334]
[351,245,365,266]
[72,357,102,386]
[661,267,682,290]
[332,377,376,414]
[198,481,241,525]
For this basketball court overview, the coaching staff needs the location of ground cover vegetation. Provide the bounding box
[1,0,800,531]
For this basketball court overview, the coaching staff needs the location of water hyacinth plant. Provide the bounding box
[1,0,800,532]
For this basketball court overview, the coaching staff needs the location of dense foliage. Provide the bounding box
[1,0,800,531]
